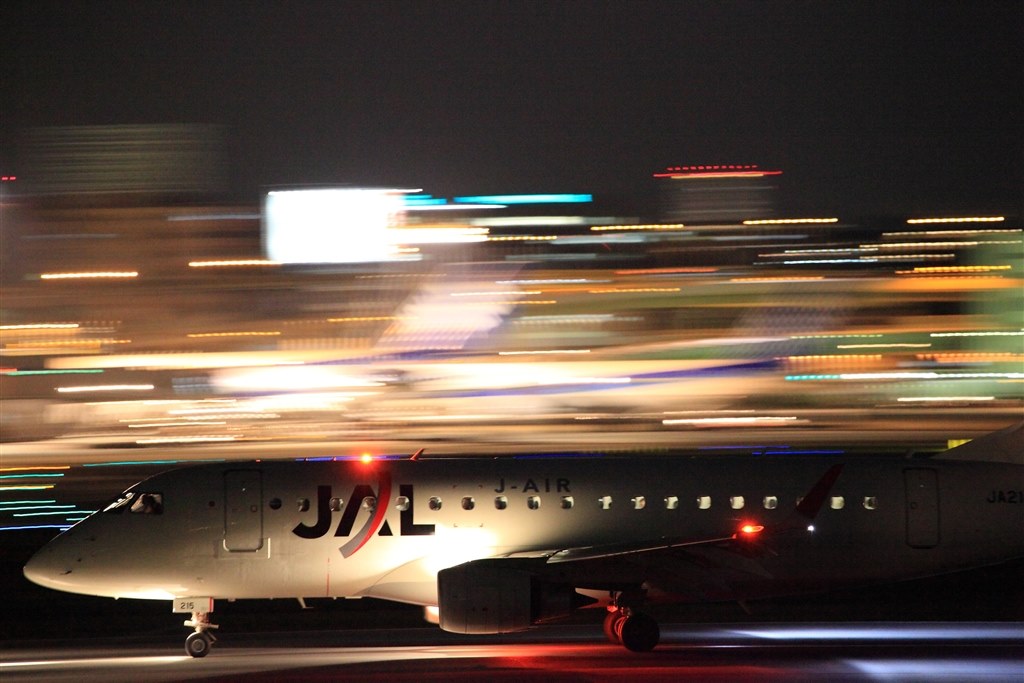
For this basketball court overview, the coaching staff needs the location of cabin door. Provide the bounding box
[904,468,939,548]
[224,470,263,551]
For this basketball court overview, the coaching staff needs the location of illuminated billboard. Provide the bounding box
[263,188,407,264]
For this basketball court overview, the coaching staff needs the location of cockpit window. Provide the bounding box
[131,493,163,514]
[103,491,163,515]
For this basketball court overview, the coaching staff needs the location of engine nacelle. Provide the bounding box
[437,559,586,634]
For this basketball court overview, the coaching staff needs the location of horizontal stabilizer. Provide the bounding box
[934,422,1023,464]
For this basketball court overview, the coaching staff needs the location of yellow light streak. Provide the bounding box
[836,344,931,349]
[326,316,400,323]
[896,265,1012,275]
[0,466,71,473]
[588,287,681,294]
[906,216,1004,224]
[186,331,281,338]
[731,277,826,283]
[0,485,55,491]
[0,324,79,331]
[743,218,838,225]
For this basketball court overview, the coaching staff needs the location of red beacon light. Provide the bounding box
[360,453,374,464]
[738,523,765,537]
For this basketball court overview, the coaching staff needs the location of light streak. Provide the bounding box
[0,323,79,330]
[56,384,154,393]
[40,271,138,280]
[897,397,995,402]
[0,473,65,479]
[453,193,592,204]
[0,467,69,473]
[186,331,281,338]
[590,223,685,231]
[188,259,280,267]
[836,344,931,349]
[486,235,558,241]
[743,218,838,225]
[906,216,1004,224]
[930,331,1023,337]
[1,369,103,376]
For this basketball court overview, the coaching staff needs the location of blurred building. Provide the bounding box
[654,165,781,223]
[20,124,227,198]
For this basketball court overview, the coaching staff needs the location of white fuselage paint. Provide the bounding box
[23,454,1024,609]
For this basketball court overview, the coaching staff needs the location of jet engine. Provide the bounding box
[437,558,591,634]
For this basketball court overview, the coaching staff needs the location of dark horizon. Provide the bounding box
[2,1,1021,216]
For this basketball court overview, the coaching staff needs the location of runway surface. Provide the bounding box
[3,622,1022,682]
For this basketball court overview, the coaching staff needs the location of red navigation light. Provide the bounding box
[1,176,16,181]
[360,453,374,464]
[739,523,765,536]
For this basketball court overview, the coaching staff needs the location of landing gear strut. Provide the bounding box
[183,607,219,658]
[603,592,660,652]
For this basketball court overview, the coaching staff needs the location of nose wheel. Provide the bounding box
[183,608,219,658]
[185,630,215,657]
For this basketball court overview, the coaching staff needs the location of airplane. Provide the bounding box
[23,422,1023,657]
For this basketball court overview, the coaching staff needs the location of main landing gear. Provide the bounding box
[602,593,660,652]
[183,607,219,658]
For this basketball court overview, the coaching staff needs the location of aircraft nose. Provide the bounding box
[24,536,77,591]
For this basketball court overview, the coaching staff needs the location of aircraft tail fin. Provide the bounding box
[934,422,1024,464]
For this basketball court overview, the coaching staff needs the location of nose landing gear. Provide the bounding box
[183,608,219,658]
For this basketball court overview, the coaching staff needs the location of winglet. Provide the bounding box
[410,448,425,461]
[793,463,844,521]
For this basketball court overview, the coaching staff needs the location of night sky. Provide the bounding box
[2,1,1021,216]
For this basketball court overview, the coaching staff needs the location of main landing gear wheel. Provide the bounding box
[603,610,626,644]
[618,612,660,652]
[185,631,214,658]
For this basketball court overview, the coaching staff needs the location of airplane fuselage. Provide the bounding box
[24,454,1024,607]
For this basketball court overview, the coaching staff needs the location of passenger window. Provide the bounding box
[297,498,310,512]
[730,496,745,510]
[527,496,541,510]
[830,496,845,510]
[561,496,574,509]
[269,498,282,510]
[664,496,679,510]
[631,496,646,510]
[697,496,711,510]
[763,496,778,510]
[429,497,443,511]
[394,496,410,512]
[863,496,878,510]
[330,497,344,512]
[598,495,613,510]
[130,493,163,515]
[494,496,508,510]
[362,496,377,511]
[461,496,475,510]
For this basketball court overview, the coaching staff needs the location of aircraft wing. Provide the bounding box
[545,463,843,566]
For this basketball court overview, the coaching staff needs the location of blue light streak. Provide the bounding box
[453,194,592,205]
[0,473,66,479]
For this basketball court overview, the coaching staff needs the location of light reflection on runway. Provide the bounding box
[2,622,1021,682]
